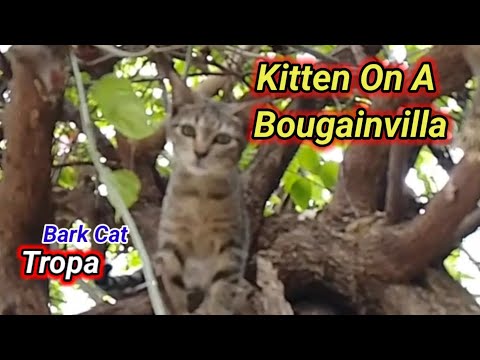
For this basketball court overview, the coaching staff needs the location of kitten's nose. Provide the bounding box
[194,150,208,159]
[187,288,205,312]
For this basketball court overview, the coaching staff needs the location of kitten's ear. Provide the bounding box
[226,99,265,134]
[169,70,198,114]
[155,53,198,115]
[227,98,267,119]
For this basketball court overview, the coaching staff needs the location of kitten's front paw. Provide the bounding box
[191,308,209,315]
[189,300,212,315]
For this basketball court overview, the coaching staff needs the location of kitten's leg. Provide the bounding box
[194,245,248,315]
[196,278,249,315]
[155,243,188,315]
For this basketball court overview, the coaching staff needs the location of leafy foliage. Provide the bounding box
[279,145,340,211]
[90,74,160,140]
[58,166,78,190]
[106,169,142,222]
[49,280,66,313]
[239,143,258,171]
[444,249,475,281]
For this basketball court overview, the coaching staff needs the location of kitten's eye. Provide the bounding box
[214,133,232,144]
[181,125,196,137]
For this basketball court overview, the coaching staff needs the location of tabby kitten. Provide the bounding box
[156,80,251,315]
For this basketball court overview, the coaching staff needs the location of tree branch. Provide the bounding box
[361,46,480,282]
[259,212,479,314]
[339,141,391,217]
[83,254,293,315]
[331,45,474,221]
[385,145,417,224]
[371,153,480,282]
[244,143,298,243]
[455,206,480,241]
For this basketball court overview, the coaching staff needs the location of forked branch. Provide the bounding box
[332,45,473,222]
[371,47,480,281]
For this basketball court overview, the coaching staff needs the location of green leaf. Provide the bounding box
[127,249,142,269]
[290,177,312,210]
[282,170,301,193]
[264,193,282,217]
[318,161,339,189]
[415,146,435,169]
[307,174,326,202]
[314,45,337,55]
[405,45,431,63]
[107,243,121,255]
[58,166,78,190]
[416,170,434,197]
[90,74,158,140]
[269,194,282,205]
[297,145,322,175]
[173,59,185,77]
[239,143,258,171]
[105,169,142,222]
[281,157,301,192]
[49,280,66,312]
[442,248,475,281]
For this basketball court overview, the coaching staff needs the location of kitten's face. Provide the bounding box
[167,102,246,176]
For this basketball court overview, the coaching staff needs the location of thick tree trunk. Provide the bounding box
[0,46,68,314]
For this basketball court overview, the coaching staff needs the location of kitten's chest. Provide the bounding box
[167,174,237,211]
[167,189,238,228]
[169,178,232,206]
[161,177,243,255]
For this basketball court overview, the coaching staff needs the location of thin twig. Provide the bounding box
[51,132,80,184]
[92,45,186,58]
[222,45,265,58]
[52,160,120,169]
[350,45,367,64]
[459,244,480,267]
[429,145,455,173]
[130,72,241,83]
[382,45,393,61]
[84,53,117,67]
[288,45,339,63]
[158,77,171,117]
[183,46,193,81]
[70,51,167,315]
[53,161,93,168]
[77,279,108,303]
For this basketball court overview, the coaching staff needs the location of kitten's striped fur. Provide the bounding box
[157,89,251,314]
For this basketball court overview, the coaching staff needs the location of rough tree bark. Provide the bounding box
[1,45,480,315]
[0,46,69,314]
